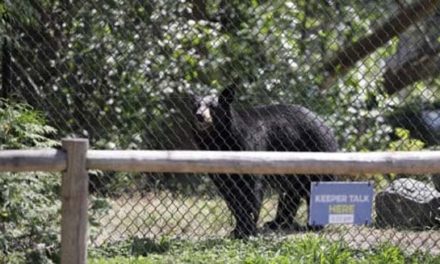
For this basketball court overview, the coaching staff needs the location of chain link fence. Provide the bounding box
[2,0,440,259]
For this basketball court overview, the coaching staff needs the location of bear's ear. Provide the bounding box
[219,83,236,106]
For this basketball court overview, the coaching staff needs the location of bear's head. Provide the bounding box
[191,84,236,132]
[192,93,217,131]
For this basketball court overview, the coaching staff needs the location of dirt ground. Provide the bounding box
[90,193,440,255]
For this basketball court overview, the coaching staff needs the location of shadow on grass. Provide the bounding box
[90,236,230,258]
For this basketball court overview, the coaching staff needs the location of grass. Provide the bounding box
[88,190,440,263]
[88,236,440,264]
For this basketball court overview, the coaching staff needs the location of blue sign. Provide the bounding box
[309,181,374,226]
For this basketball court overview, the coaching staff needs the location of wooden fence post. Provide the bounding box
[61,138,89,264]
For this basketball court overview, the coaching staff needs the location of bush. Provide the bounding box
[0,100,60,263]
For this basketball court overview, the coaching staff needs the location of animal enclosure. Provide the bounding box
[3,143,440,263]
[3,0,440,262]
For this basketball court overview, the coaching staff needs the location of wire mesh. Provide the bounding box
[2,0,440,257]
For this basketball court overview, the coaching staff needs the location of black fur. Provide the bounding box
[192,84,338,238]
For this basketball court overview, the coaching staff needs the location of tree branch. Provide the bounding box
[1,37,11,100]
[321,0,440,89]
[383,45,440,94]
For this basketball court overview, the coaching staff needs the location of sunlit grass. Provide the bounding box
[89,235,440,264]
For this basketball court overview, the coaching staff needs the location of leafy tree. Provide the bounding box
[1,0,399,150]
[0,100,109,263]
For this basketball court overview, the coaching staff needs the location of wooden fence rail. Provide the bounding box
[2,138,440,264]
[3,147,440,175]
[0,149,66,172]
[87,149,440,175]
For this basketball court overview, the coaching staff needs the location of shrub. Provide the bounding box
[0,100,60,263]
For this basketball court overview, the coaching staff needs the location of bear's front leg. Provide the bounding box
[211,174,263,238]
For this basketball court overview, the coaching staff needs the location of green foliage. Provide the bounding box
[0,101,111,263]
[0,100,58,149]
[0,101,59,263]
[2,0,433,152]
[0,172,60,264]
[3,0,431,157]
[89,236,440,264]
[368,244,405,264]
[388,128,425,151]
[2,0,415,152]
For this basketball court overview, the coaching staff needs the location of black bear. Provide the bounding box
[191,83,338,238]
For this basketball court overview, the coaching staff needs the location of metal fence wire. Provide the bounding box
[2,0,440,255]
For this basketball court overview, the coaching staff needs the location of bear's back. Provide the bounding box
[232,104,338,152]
